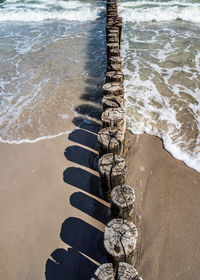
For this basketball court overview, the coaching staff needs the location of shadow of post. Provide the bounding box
[45,4,108,279]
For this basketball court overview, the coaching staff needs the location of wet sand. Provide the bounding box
[126,132,200,280]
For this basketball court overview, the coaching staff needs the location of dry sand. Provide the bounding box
[0,124,200,280]
[0,119,108,280]
[126,132,200,280]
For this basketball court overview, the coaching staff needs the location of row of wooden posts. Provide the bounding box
[91,1,143,279]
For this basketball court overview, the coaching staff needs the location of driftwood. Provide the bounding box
[101,107,126,132]
[98,153,126,201]
[91,263,115,280]
[102,94,123,111]
[106,71,124,83]
[104,219,138,265]
[103,82,124,97]
[98,127,124,156]
[117,262,142,280]
[111,185,135,220]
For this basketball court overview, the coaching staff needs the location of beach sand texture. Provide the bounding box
[0,128,200,279]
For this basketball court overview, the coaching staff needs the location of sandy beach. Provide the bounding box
[1,125,200,280]
[126,132,200,280]
[0,118,109,280]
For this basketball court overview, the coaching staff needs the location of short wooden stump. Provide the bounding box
[102,94,123,111]
[106,71,124,83]
[117,262,142,280]
[98,127,125,156]
[111,185,135,220]
[98,153,126,201]
[103,82,124,97]
[104,218,138,265]
[91,263,115,280]
[101,107,126,132]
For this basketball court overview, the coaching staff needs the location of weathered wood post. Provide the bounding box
[98,153,126,201]
[98,127,125,156]
[104,219,138,266]
[91,263,115,280]
[117,262,143,280]
[107,43,119,61]
[103,82,124,97]
[106,71,124,83]
[102,94,123,111]
[111,185,135,220]
[101,108,126,133]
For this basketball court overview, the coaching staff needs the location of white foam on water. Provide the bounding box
[122,22,200,173]
[119,1,200,23]
[0,130,71,145]
[0,0,104,22]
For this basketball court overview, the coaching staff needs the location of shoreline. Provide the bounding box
[125,132,200,279]
[0,129,199,279]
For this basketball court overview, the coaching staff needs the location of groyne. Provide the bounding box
[91,1,143,279]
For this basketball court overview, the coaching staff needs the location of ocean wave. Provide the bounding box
[119,1,200,23]
[0,0,104,22]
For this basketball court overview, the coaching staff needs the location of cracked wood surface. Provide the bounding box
[98,127,124,156]
[98,153,126,201]
[91,263,115,280]
[111,185,135,220]
[106,71,124,83]
[102,94,124,111]
[104,219,138,264]
[101,108,126,132]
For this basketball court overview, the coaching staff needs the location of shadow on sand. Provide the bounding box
[45,10,108,278]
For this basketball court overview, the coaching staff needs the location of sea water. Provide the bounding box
[118,0,200,172]
[0,0,106,143]
[0,0,200,172]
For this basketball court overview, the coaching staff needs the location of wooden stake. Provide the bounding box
[103,82,124,97]
[106,71,124,83]
[101,107,126,132]
[98,153,126,201]
[91,263,115,280]
[117,262,142,280]
[111,185,135,220]
[98,127,125,156]
[104,219,138,265]
[102,94,123,111]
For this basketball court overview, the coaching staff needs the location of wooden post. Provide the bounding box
[106,71,124,83]
[101,108,126,132]
[107,43,119,61]
[104,219,138,266]
[91,263,115,280]
[98,153,126,201]
[117,262,142,280]
[103,82,124,97]
[102,94,123,111]
[110,48,120,57]
[98,127,125,156]
[108,37,119,44]
[111,185,135,220]
[108,57,123,71]
[108,63,122,72]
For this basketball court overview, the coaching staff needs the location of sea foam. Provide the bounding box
[119,1,200,23]
[0,0,104,22]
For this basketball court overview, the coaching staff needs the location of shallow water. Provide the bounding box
[0,0,200,171]
[119,0,200,171]
[0,1,106,142]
